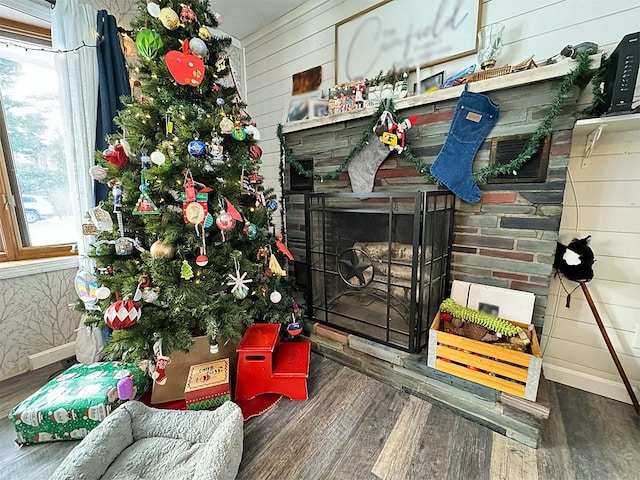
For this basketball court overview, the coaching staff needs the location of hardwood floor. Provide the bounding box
[0,354,638,480]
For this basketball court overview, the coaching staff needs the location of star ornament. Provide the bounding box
[227,270,253,295]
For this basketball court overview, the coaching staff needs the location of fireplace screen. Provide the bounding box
[304,191,455,353]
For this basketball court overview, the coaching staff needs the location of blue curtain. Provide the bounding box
[95,10,130,202]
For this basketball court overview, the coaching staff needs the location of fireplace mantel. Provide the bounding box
[282,57,598,135]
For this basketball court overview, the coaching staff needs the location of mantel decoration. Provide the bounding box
[279,48,599,188]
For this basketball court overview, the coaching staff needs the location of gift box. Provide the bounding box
[184,359,231,410]
[9,361,148,445]
[151,335,238,404]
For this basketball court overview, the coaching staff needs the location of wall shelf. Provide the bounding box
[573,113,640,136]
[573,113,640,158]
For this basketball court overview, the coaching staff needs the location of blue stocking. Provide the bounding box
[430,86,499,203]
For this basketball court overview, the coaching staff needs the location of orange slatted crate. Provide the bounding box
[427,311,542,401]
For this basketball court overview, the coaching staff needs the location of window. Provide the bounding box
[0,20,76,261]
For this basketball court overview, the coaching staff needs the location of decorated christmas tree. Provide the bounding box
[77,0,301,364]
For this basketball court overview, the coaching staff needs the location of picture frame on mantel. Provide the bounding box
[335,0,481,84]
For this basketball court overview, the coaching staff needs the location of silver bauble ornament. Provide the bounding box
[189,38,208,58]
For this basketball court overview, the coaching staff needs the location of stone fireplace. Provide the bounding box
[281,62,591,446]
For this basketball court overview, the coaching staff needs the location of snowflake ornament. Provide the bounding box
[227,258,252,299]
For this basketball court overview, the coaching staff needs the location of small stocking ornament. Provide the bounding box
[430,85,499,203]
[152,356,171,385]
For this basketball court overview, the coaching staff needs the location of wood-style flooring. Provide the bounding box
[0,354,638,480]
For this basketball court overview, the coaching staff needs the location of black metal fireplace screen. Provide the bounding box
[304,191,455,353]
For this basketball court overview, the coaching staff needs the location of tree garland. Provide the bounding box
[278,49,597,185]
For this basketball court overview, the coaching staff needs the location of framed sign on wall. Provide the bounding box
[335,0,482,83]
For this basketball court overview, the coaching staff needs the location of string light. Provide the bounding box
[0,39,99,54]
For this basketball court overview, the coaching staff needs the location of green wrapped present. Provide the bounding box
[9,361,149,445]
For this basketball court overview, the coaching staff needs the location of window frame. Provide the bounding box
[0,18,77,262]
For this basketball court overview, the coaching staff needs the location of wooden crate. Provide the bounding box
[427,312,542,401]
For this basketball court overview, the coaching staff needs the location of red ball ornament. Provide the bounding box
[104,298,141,330]
[215,211,236,231]
[196,254,209,266]
[248,144,262,160]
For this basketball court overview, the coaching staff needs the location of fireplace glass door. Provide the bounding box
[305,191,455,353]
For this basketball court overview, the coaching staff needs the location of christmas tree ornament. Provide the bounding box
[196,254,209,266]
[95,286,111,300]
[89,165,108,181]
[142,287,159,303]
[104,143,129,168]
[227,256,252,300]
[256,246,269,261]
[158,7,180,30]
[249,172,263,184]
[74,270,98,309]
[266,199,278,212]
[269,254,287,276]
[209,131,224,162]
[243,222,259,240]
[133,171,160,215]
[104,295,141,330]
[269,290,282,303]
[203,212,214,228]
[146,2,161,17]
[213,11,222,24]
[181,260,194,280]
[219,116,234,134]
[115,237,135,255]
[89,205,113,231]
[181,172,209,225]
[244,123,261,140]
[179,5,197,23]
[188,37,208,58]
[152,340,171,385]
[215,211,235,239]
[276,234,294,260]
[231,122,246,141]
[188,138,207,157]
[248,144,262,160]
[287,318,303,336]
[150,149,166,166]
[150,239,176,259]
[198,26,212,41]
[216,97,225,106]
[209,337,219,354]
[165,39,205,87]
[120,136,132,156]
[215,55,226,72]
[135,28,163,60]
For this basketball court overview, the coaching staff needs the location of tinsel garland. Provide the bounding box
[278,49,598,185]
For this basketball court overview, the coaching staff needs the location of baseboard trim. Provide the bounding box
[543,362,639,405]
[28,342,76,370]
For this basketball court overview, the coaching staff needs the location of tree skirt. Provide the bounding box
[140,390,282,421]
[235,394,282,420]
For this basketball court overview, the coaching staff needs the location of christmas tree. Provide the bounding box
[79,0,301,363]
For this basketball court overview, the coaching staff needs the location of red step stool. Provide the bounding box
[235,323,310,402]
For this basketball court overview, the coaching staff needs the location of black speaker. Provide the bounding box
[601,32,639,115]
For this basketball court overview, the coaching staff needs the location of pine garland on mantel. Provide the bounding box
[278,49,598,185]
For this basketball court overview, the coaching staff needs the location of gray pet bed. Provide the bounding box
[49,400,243,480]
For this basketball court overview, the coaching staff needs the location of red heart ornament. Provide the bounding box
[165,39,205,86]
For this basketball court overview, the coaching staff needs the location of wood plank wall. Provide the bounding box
[542,120,640,404]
